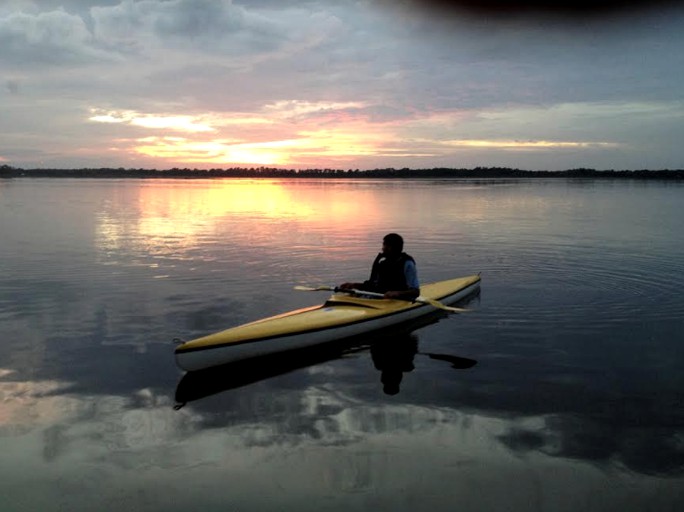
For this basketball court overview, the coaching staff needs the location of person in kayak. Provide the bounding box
[340,233,420,300]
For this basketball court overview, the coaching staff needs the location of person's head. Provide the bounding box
[381,370,402,395]
[382,233,404,255]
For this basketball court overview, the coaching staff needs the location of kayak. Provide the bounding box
[175,274,481,372]
[175,274,480,371]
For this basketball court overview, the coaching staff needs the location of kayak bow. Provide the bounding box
[174,274,480,372]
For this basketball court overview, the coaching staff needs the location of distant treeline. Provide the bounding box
[1,164,683,180]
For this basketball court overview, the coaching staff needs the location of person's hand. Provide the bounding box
[339,282,356,290]
[383,291,401,299]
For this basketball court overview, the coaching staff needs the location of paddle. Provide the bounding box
[420,352,477,369]
[294,285,470,313]
[348,341,477,369]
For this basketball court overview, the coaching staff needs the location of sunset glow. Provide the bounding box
[108,115,397,167]
[88,105,394,167]
[82,100,640,169]
[133,137,287,166]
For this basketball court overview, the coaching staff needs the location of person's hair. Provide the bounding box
[383,233,404,252]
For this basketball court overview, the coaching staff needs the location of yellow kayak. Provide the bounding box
[175,274,481,371]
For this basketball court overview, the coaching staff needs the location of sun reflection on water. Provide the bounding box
[93,179,382,264]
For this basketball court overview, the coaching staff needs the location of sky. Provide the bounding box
[1,0,684,171]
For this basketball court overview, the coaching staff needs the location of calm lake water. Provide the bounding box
[1,177,683,511]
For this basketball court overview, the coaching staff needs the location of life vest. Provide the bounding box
[365,252,416,293]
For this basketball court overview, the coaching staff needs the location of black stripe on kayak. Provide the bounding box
[176,280,480,355]
[322,300,380,309]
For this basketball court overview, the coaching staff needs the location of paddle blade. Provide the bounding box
[443,305,471,313]
[418,296,470,313]
[426,353,477,369]
[294,285,335,292]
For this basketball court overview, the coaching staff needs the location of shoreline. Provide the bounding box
[2,166,683,180]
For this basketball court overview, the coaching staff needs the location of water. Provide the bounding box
[1,177,683,511]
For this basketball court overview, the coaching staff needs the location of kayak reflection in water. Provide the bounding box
[371,334,418,395]
[173,332,478,407]
[340,233,420,301]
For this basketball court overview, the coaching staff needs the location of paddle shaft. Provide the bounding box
[341,287,470,313]
[294,285,469,313]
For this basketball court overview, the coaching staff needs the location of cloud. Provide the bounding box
[263,100,367,120]
[441,139,621,150]
[91,0,245,39]
[5,79,20,95]
[151,0,248,38]
[0,8,111,65]
[1,0,684,170]
[90,0,289,56]
[89,109,216,133]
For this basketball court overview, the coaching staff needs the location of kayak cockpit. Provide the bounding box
[323,294,417,311]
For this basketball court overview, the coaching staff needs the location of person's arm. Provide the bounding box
[384,289,419,300]
[341,254,382,291]
[384,260,419,300]
[339,282,364,290]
